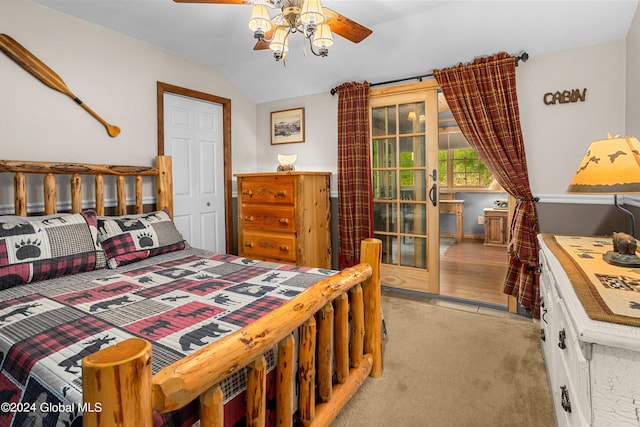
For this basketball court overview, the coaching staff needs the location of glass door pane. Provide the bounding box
[371,101,428,271]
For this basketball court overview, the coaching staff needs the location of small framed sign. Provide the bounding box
[271,107,305,145]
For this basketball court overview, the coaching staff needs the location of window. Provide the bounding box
[438,130,494,189]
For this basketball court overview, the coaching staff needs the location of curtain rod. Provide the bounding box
[330,51,529,96]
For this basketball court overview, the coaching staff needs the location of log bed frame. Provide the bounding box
[0,155,383,427]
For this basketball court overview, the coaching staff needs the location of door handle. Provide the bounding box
[428,169,438,207]
[429,183,438,207]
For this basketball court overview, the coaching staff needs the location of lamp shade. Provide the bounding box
[312,23,333,48]
[248,4,272,33]
[567,134,640,193]
[270,27,289,57]
[301,0,325,27]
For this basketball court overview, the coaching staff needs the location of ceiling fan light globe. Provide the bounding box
[300,0,324,27]
[312,23,333,48]
[248,4,272,33]
[270,27,289,52]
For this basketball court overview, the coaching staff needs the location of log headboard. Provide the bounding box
[0,155,173,217]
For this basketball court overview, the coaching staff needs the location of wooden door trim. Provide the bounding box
[156,82,233,254]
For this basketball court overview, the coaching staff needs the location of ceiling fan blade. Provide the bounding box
[172,0,247,4]
[323,7,372,43]
[253,27,275,50]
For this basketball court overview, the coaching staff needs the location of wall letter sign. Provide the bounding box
[543,88,587,105]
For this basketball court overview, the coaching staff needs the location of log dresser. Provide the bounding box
[538,234,640,427]
[236,172,332,268]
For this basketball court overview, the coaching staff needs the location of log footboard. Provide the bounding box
[82,238,383,427]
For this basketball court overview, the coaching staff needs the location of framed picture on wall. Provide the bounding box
[271,108,305,145]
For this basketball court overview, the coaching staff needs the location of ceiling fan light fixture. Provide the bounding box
[300,0,324,28]
[248,4,272,38]
[237,0,370,61]
[312,23,333,49]
[270,26,289,61]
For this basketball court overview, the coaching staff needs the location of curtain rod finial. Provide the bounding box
[516,51,529,66]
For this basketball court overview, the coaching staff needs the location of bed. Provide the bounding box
[0,155,383,427]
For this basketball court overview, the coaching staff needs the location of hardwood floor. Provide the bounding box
[440,238,509,307]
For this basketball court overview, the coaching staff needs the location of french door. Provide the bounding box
[370,81,440,294]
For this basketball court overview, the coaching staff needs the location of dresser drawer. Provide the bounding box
[553,355,590,427]
[240,205,296,231]
[241,230,297,262]
[240,176,295,205]
[555,296,591,424]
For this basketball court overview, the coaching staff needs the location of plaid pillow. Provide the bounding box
[0,211,100,289]
[97,210,185,268]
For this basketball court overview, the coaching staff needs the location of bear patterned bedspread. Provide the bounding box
[0,247,336,427]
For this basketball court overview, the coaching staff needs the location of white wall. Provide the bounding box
[0,0,257,174]
[627,5,640,137]
[256,93,338,189]
[256,41,627,198]
[517,40,626,195]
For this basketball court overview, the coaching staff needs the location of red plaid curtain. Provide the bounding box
[434,53,541,316]
[335,82,373,269]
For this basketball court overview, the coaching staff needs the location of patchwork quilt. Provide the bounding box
[0,247,336,427]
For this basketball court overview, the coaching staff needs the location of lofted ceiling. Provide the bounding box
[31,0,639,104]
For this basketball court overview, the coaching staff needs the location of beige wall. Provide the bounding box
[518,40,626,196]
[0,0,257,169]
[627,5,640,137]
[256,40,628,198]
[256,93,338,188]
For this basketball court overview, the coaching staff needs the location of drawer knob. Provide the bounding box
[558,329,566,350]
[276,190,287,197]
[244,215,255,222]
[560,386,572,413]
[279,245,290,251]
[279,218,289,225]
[244,242,255,248]
[242,190,253,197]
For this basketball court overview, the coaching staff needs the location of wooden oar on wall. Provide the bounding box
[0,33,120,137]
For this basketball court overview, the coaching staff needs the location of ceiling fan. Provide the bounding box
[173,0,373,61]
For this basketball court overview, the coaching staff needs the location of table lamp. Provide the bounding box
[567,134,640,267]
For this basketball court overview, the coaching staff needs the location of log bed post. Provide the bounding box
[156,155,173,217]
[361,237,383,377]
[14,172,26,216]
[44,173,57,214]
[95,174,105,216]
[70,173,82,213]
[83,338,153,427]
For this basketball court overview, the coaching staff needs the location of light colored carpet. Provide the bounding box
[332,294,555,427]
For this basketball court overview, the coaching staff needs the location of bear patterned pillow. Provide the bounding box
[0,211,99,289]
[97,210,185,268]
